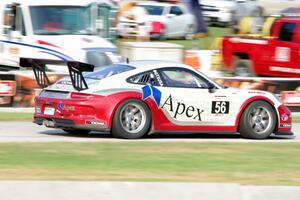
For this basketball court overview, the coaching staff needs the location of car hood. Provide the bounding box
[33,35,116,51]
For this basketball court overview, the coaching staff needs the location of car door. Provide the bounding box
[166,6,186,37]
[267,21,300,76]
[156,67,235,126]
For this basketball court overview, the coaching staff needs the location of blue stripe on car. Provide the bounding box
[0,40,73,60]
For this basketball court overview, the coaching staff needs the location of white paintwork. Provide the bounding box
[47,60,282,127]
[0,0,117,70]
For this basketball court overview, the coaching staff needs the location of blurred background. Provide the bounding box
[0,0,299,109]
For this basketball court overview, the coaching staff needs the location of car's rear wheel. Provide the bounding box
[62,129,90,135]
[112,99,151,139]
[239,100,276,139]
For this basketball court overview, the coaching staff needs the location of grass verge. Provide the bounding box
[0,112,33,121]
[0,142,299,185]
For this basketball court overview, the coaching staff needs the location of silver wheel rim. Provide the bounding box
[120,102,146,134]
[248,106,273,134]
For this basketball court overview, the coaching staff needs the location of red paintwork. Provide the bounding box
[35,91,292,134]
[150,21,164,34]
[277,105,292,132]
[37,40,61,49]
[222,18,300,77]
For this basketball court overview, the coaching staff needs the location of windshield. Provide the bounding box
[30,6,93,35]
[85,64,135,80]
[138,5,164,15]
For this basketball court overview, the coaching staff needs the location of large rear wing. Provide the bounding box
[20,58,94,91]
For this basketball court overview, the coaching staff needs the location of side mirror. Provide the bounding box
[208,85,217,93]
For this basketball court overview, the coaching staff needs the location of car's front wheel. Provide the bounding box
[112,99,151,139]
[239,100,277,139]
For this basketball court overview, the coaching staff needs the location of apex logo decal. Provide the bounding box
[161,95,204,121]
[142,85,162,106]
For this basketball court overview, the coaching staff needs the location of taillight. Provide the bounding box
[151,21,164,34]
[35,97,41,114]
[70,92,93,99]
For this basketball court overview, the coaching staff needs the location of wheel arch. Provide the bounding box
[108,94,153,133]
[235,96,278,132]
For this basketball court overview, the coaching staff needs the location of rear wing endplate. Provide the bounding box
[20,58,94,91]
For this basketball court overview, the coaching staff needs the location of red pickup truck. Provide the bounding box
[222,18,300,77]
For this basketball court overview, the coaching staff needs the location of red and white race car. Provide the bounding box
[21,58,293,139]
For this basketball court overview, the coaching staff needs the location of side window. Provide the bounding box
[278,23,296,42]
[158,68,210,88]
[127,70,159,86]
[170,6,183,16]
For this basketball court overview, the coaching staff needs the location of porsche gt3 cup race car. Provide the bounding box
[20,58,293,139]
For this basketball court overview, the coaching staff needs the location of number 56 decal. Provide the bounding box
[212,101,229,114]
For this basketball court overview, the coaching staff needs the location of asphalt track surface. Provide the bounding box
[0,121,299,142]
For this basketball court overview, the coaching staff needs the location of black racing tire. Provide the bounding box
[239,100,277,139]
[62,129,90,135]
[112,99,151,139]
[233,59,256,77]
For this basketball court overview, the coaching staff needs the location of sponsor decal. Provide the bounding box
[58,101,63,109]
[142,85,162,106]
[211,101,229,114]
[153,70,163,86]
[281,114,288,122]
[161,95,204,121]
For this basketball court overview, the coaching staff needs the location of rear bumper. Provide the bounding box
[35,117,110,132]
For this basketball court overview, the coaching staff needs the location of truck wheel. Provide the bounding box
[233,59,255,77]
[239,100,276,139]
[112,99,151,139]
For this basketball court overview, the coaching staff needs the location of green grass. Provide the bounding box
[118,27,233,50]
[0,142,299,185]
[0,112,33,121]
[166,27,233,50]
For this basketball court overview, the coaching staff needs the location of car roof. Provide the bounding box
[117,60,191,71]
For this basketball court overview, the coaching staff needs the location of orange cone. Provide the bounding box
[184,50,201,70]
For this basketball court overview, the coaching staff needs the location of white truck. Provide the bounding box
[0,0,118,69]
[0,0,118,106]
